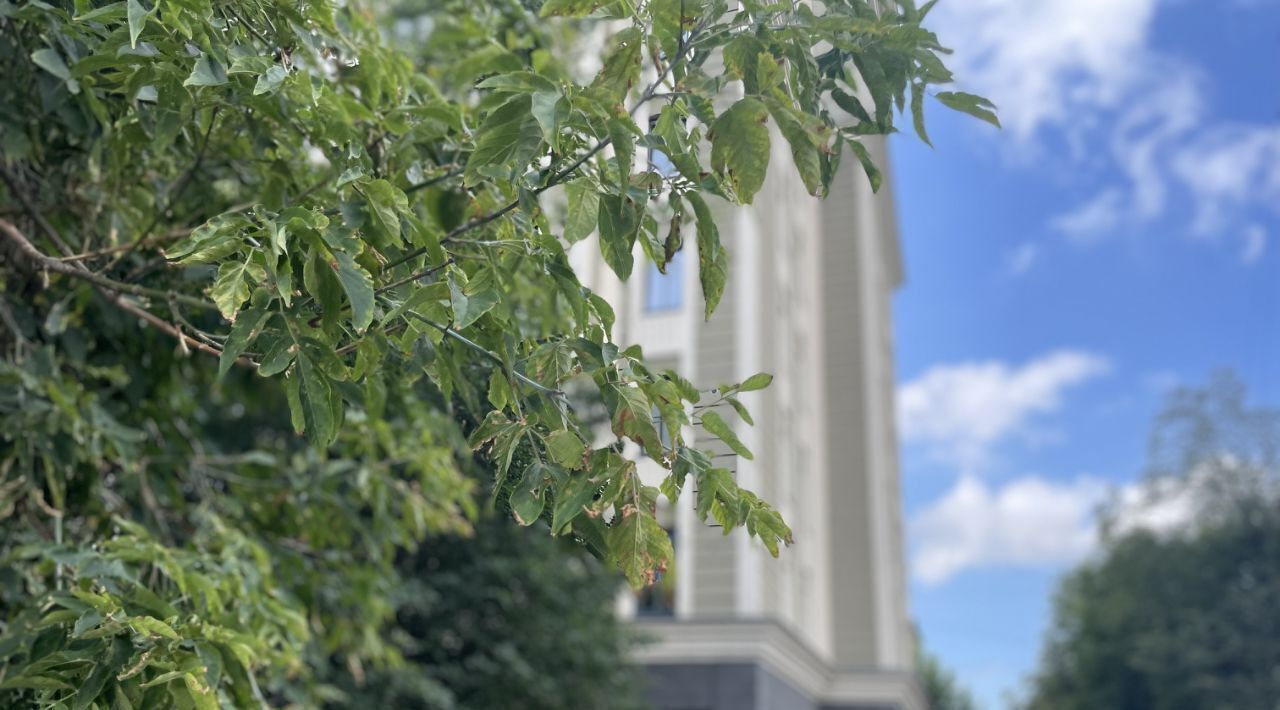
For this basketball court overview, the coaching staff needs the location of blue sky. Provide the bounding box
[890,0,1280,705]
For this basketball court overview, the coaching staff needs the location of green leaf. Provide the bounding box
[75,3,129,24]
[361,179,408,246]
[487,369,511,411]
[253,65,287,95]
[332,252,374,333]
[591,28,641,101]
[219,308,270,377]
[210,259,263,321]
[128,616,179,639]
[297,352,337,446]
[184,54,227,87]
[911,82,932,147]
[183,673,219,710]
[606,117,637,186]
[563,180,599,244]
[531,91,566,146]
[935,91,1000,128]
[257,336,294,377]
[700,410,753,460]
[710,97,771,203]
[464,94,543,186]
[686,193,727,320]
[765,97,822,195]
[304,250,343,330]
[693,467,735,521]
[723,36,765,90]
[72,636,131,710]
[510,462,552,525]
[30,49,70,81]
[602,383,662,458]
[552,471,598,535]
[0,676,74,691]
[738,372,773,392]
[448,267,500,330]
[539,0,607,17]
[476,71,558,93]
[608,506,674,588]
[846,138,883,193]
[742,493,794,557]
[597,195,639,280]
[546,430,586,469]
[127,0,147,48]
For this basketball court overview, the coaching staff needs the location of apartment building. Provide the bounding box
[569,132,923,710]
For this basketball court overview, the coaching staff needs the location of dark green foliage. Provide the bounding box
[1023,374,1280,710]
[918,649,976,710]
[326,516,647,710]
[1025,509,1280,710]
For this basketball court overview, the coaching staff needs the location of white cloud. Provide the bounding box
[1006,242,1039,275]
[910,474,1107,584]
[1173,126,1280,235]
[898,351,1110,469]
[1049,189,1125,242]
[1109,476,1199,538]
[931,0,1280,254]
[930,0,1159,139]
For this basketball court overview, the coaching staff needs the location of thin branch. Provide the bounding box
[374,256,454,296]
[0,167,76,258]
[405,312,564,400]
[0,218,254,368]
[405,165,465,195]
[0,219,217,311]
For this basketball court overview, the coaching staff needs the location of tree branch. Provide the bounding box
[0,218,255,369]
[0,218,217,311]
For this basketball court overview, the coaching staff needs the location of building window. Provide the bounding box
[644,250,684,312]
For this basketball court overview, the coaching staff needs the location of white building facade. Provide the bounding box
[570,132,923,710]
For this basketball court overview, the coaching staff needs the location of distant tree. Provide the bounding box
[918,648,976,710]
[1023,372,1280,710]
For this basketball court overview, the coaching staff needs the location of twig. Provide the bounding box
[405,312,564,400]
[0,167,77,258]
[0,219,217,311]
[0,218,255,368]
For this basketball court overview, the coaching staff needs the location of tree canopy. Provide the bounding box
[0,0,987,705]
[1023,373,1280,710]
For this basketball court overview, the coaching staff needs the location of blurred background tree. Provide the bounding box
[918,647,976,710]
[322,513,647,710]
[1022,372,1280,710]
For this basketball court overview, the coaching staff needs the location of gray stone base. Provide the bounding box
[643,662,903,710]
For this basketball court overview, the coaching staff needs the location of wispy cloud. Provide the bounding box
[930,0,1279,253]
[898,351,1110,470]
[910,474,1106,584]
[931,0,1159,140]
[1006,242,1040,275]
[1049,189,1125,243]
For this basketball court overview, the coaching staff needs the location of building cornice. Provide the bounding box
[634,618,926,710]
